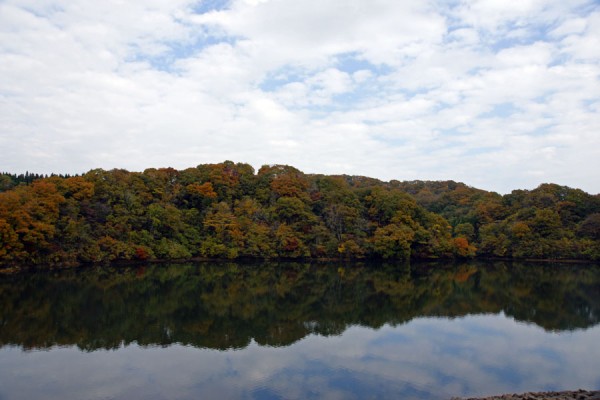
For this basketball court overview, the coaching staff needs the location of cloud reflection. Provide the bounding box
[1,314,599,400]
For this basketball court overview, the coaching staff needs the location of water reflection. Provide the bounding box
[0,316,599,400]
[0,261,599,350]
[1,261,600,399]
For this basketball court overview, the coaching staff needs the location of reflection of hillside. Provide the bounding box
[0,261,599,351]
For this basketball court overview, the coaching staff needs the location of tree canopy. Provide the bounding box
[1,162,599,268]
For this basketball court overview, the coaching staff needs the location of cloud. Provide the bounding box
[0,0,599,193]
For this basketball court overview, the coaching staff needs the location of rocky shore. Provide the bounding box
[453,390,600,400]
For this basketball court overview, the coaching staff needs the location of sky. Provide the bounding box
[1,0,599,194]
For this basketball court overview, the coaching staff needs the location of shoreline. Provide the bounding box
[1,255,599,275]
[452,390,600,400]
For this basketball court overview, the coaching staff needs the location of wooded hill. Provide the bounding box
[1,161,599,267]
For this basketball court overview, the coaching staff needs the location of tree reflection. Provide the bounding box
[0,261,598,351]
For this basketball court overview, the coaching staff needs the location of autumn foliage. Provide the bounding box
[1,162,599,268]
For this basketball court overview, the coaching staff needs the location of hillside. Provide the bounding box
[1,161,599,267]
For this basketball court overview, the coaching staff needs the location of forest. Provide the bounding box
[1,161,599,268]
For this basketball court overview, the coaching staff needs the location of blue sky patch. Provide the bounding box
[191,0,231,14]
[259,66,309,92]
[480,103,520,119]
[335,52,393,75]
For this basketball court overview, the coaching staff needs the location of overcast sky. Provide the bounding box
[1,0,599,194]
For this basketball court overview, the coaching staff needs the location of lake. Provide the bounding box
[0,261,599,399]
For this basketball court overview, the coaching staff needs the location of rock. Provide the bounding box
[453,390,600,400]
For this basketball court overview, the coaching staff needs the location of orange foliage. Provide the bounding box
[187,182,217,198]
[135,247,150,260]
[271,173,309,198]
[0,181,65,261]
[453,237,476,257]
[60,176,95,200]
[511,222,531,238]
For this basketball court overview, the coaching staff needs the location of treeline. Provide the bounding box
[0,171,78,191]
[0,161,599,267]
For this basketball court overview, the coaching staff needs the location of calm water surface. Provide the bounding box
[0,261,599,399]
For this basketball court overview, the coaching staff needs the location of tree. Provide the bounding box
[371,223,414,259]
[454,223,475,241]
[452,237,476,258]
[0,181,65,264]
[578,213,600,240]
[479,223,510,257]
[275,223,310,258]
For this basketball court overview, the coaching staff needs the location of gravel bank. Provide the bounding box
[452,390,600,400]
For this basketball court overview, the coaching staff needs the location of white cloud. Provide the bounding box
[0,0,599,193]
[495,42,555,66]
[550,17,588,37]
[194,0,446,67]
